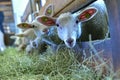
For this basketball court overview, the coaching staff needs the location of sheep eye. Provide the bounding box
[76,20,79,24]
[56,24,59,27]
[32,25,37,28]
[32,25,35,28]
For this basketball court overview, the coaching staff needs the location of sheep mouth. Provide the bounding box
[66,42,75,48]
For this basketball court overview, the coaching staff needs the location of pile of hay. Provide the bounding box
[0,46,116,80]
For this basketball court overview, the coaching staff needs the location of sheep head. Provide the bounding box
[17,20,50,36]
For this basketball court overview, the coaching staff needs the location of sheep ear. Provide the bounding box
[44,4,54,17]
[36,16,56,26]
[10,36,17,39]
[15,34,25,37]
[78,7,98,22]
[10,33,24,39]
[17,22,32,29]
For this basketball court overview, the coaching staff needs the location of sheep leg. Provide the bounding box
[42,38,58,51]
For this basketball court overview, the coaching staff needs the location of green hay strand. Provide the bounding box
[0,46,117,80]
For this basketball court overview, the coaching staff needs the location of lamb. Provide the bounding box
[11,28,46,54]
[17,19,52,47]
[36,0,109,48]
[17,19,59,53]
[10,28,36,52]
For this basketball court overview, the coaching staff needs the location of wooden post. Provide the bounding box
[21,1,31,22]
[104,0,120,76]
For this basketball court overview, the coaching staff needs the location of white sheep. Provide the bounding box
[10,28,36,53]
[0,30,6,52]
[36,0,108,48]
[17,19,51,47]
[17,19,58,54]
[17,20,64,53]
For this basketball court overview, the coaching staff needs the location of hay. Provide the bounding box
[0,45,117,80]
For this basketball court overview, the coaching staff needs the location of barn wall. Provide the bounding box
[104,0,120,78]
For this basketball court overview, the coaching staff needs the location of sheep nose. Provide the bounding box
[66,38,74,44]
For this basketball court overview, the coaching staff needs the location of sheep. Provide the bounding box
[10,28,36,52]
[0,30,6,52]
[17,18,64,53]
[17,20,58,54]
[36,0,109,48]
[10,28,44,54]
[17,20,50,45]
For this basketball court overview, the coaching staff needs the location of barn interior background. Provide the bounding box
[0,0,120,79]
